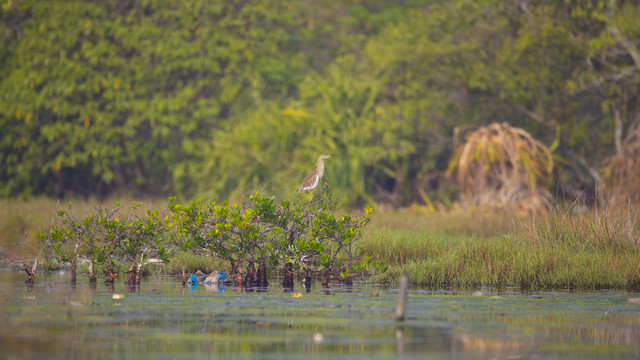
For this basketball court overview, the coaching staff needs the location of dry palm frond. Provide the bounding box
[604,121,640,207]
[447,122,553,214]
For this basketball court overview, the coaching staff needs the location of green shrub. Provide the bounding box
[169,188,375,287]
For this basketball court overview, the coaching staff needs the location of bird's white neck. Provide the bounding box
[315,159,325,178]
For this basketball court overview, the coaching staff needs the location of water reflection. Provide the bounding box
[0,271,639,360]
[395,326,405,357]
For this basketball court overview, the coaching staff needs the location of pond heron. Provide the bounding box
[298,155,333,193]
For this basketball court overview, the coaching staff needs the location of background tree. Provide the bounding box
[0,0,305,198]
[3,0,640,208]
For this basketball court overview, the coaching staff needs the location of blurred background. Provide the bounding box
[2,0,639,209]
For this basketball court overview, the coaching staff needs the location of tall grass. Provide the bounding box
[365,228,640,289]
[520,206,640,252]
[365,205,640,289]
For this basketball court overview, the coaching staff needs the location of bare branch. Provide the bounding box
[611,26,640,70]
[514,103,555,128]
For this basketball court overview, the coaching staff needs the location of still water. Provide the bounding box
[1,270,639,359]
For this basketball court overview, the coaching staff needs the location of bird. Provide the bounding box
[298,155,333,193]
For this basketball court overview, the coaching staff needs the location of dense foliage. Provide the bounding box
[2,0,640,206]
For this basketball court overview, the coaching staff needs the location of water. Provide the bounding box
[1,270,639,359]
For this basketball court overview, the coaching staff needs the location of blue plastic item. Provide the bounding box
[217,271,227,281]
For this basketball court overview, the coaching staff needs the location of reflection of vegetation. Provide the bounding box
[1,276,639,359]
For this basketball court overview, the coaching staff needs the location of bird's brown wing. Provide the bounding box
[298,170,319,192]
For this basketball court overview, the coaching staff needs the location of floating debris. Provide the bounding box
[313,333,324,343]
[203,271,227,284]
[112,294,125,300]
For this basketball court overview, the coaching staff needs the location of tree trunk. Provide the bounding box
[105,255,117,283]
[282,262,294,290]
[244,261,255,288]
[304,268,312,292]
[88,260,97,282]
[231,260,243,286]
[256,261,269,287]
[181,264,187,285]
[133,254,144,285]
[23,253,41,284]
[70,256,77,284]
[345,275,353,286]
[322,270,331,287]
[125,260,137,285]
[23,264,36,284]
[135,261,143,285]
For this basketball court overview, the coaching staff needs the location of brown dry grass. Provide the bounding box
[447,122,553,214]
